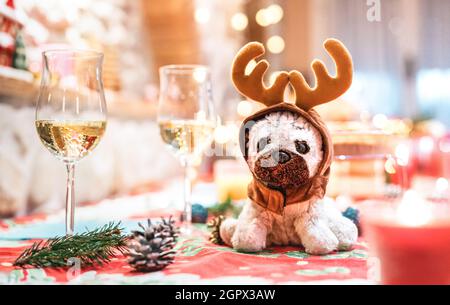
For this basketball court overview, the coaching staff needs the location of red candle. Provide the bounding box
[362,192,450,285]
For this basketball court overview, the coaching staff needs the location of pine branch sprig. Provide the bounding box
[14,222,128,268]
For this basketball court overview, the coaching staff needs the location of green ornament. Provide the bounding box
[13,30,27,70]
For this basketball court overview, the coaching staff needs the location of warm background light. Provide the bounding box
[266,35,285,54]
[214,125,231,144]
[255,9,271,27]
[195,7,210,24]
[231,12,248,31]
[255,4,284,27]
[237,100,253,117]
[266,4,284,24]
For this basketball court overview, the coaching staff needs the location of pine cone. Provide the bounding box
[207,215,224,245]
[127,217,179,272]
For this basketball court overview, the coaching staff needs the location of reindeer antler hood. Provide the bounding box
[232,38,353,214]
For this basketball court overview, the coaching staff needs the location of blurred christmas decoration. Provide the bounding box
[342,207,361,235]
[328,123,397,199]
[207,215,224,245]
[0,0,25,67]
[12,29,26,69]
[230,12,248,31]
[324,107,412,200]
[18,0,148,95]
[255,4,283,27]
[208,197,243,219]
[192,203,208,224]
[127,217,179,272]
[266,35,285,54]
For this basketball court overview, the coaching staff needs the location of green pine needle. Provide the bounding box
[14,222,129,268]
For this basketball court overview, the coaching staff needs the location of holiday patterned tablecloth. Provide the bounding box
[0,193,371,285]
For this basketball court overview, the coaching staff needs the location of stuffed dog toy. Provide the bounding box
[215,38,358,255]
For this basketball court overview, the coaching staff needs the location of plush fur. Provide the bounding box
[246,111,323,180]
[220,111,357,254]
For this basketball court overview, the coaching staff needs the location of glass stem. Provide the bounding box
[65,163,75,236]
[182,164,193,225]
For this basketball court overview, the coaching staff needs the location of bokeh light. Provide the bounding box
[195,8,210,24]
[266,35,285,54]
[266,4,284,24]
[255,9,271,27]
[231,12,248,31]
[237,100,253,117]
[255,5,284,27]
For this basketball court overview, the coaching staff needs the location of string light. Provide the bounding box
[255,5,284,27]
[255,9,271,27]
[267,35,285,54]
[231,12,248,31]
[266,4,284,24]
[237,100,253,117]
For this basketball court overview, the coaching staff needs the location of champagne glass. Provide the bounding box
[35,50,107,236]
[158,65,215,233]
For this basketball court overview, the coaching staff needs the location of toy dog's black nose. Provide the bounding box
[276,151,291,164]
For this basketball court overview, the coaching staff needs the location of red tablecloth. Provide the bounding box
[0,195,371,284]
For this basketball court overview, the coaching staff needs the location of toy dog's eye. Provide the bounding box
[295,140,310,154]
[257,137,271,153]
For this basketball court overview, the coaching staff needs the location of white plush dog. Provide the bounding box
[219,110,357,254]
[214,39,358,254]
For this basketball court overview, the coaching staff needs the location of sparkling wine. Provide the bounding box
[159,120,214,162]
[36,120,106,162]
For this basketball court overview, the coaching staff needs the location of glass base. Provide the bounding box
[179,223,193,236]
[179,212,192,236]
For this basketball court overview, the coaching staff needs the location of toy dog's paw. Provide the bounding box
[300,220,339,255]
[298,199,358,255]
[299,214,358,255]
[219,218,238,246]
[231,224,267,253]
[328,215,358,251]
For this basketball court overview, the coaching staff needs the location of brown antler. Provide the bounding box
[289,38,353,111]
[232,42,289,107]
